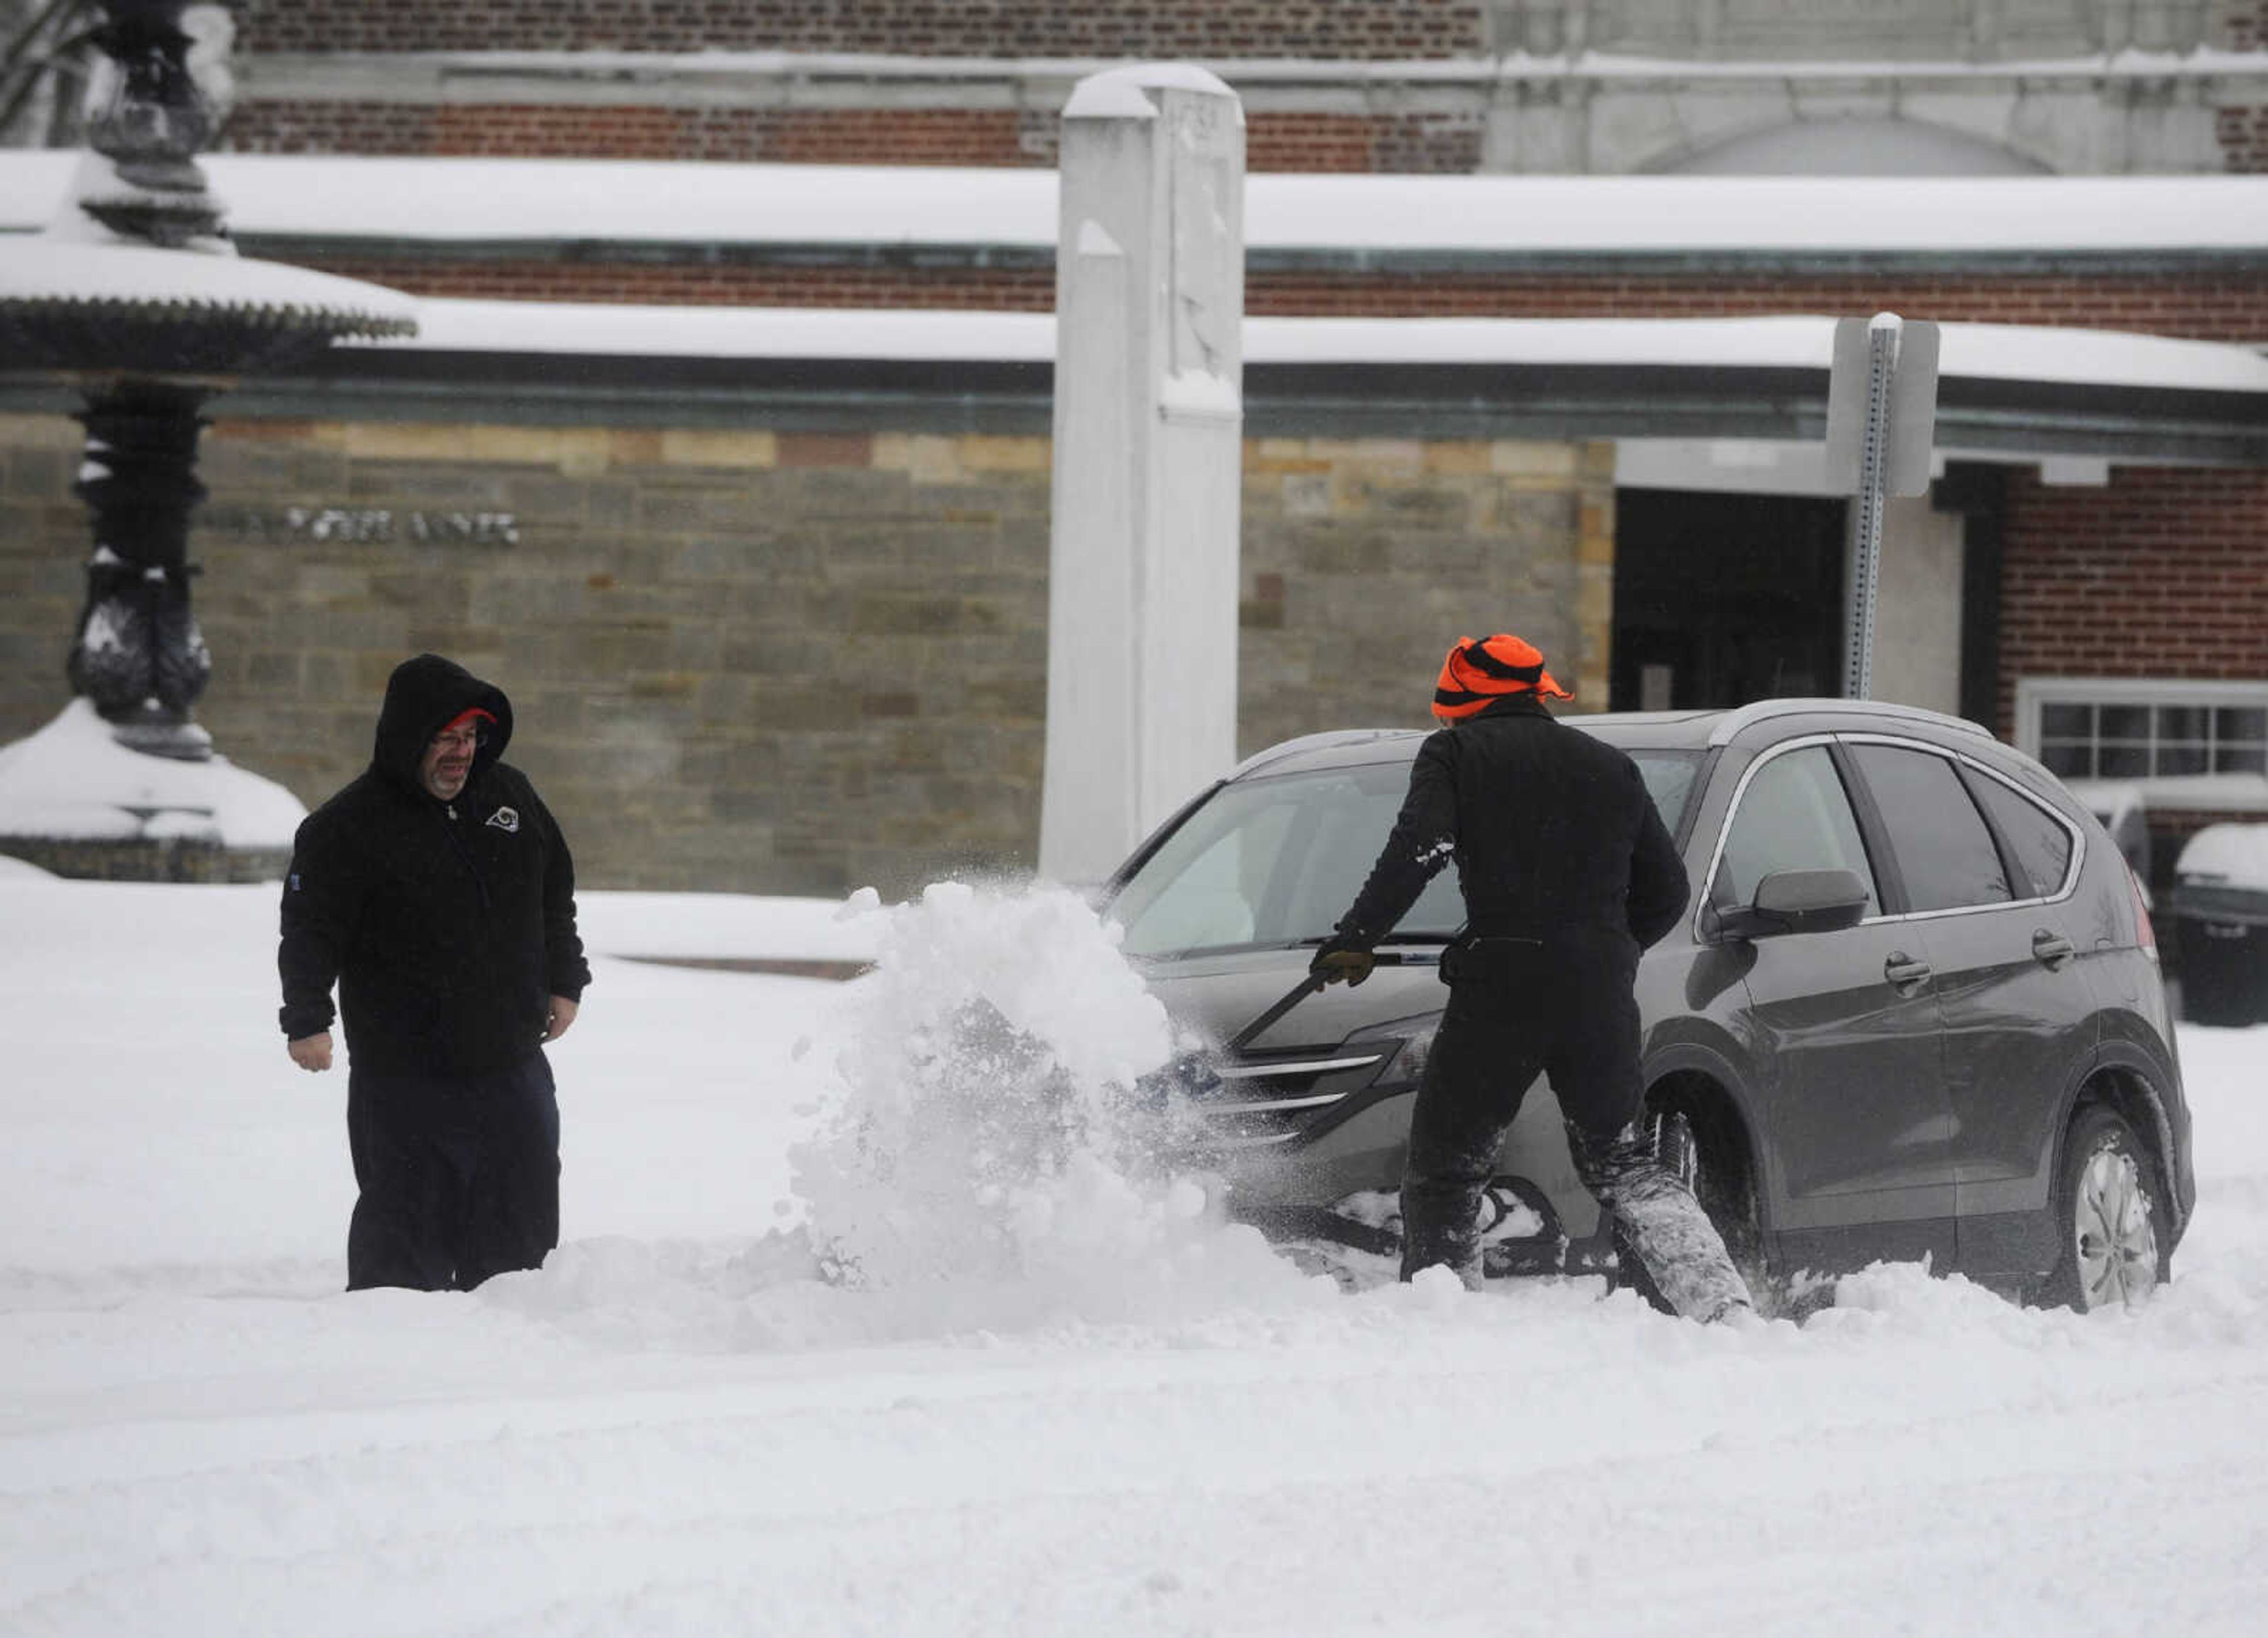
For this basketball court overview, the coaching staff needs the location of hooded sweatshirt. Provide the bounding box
[278,654,590,1078]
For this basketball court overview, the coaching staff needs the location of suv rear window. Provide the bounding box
[1848,742,2013,913]
[1964,769,2076,899]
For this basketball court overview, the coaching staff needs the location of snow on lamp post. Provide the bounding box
[0,0,416,762]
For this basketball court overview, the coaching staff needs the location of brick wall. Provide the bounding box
[298,259,1060,310]
[2219,106,2268,173]
[220,102,1488,172]
[219,2,2262,173]
[233,1,1488,57]
[220,102,438,157]
[223,103,1054,168]
[1996,464,2268,739]
[271,255,2268,346]
[1243,112,1486,174]
[0,413,1596,897]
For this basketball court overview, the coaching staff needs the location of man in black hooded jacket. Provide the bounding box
[279,654,591,1291]
[1313,634,1754,1322]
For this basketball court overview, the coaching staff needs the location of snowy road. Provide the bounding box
[4,872,2266,1636]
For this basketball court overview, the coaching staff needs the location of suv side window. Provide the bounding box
[1964,769,2076,900]
[1847,742,2012,912]
[1715,745,1881,914]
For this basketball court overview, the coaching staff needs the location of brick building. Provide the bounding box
[212,1,2268,177]
[3,2,2266,897]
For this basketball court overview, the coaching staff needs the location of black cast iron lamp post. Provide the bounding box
[0,0,415,759]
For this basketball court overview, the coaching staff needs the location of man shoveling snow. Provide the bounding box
[1310,633,1756,1322]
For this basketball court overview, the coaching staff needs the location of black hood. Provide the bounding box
[371,654,513,792]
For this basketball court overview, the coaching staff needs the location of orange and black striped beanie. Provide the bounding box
[1432,634,1572,722]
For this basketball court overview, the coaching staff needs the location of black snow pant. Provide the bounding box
[1399,935,1752,1320]
[345,1052,561,1292]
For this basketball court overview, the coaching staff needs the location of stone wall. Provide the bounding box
[0,412,1606,897]
[1240,436,1615,752]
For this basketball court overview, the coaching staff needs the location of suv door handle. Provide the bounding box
[1884,952,1933,991]
[2032,929,2077,970]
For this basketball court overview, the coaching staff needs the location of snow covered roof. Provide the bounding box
[373,300,2268,399]
[243,44,2268,87]
[4,152,2268,257]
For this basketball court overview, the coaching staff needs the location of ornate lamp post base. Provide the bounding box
[67,377,217,761]
[0,0,415,779]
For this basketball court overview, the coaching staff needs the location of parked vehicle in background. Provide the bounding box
[2168,823,2268,1026]
[1109,699,2193,1314]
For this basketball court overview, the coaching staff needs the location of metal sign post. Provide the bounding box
[1824,313,1940,700]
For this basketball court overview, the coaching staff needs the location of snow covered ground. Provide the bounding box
[4,862,2266,1637]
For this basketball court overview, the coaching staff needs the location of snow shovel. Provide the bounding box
[1223,949,1413,1052]
[1151,951,1418,1106]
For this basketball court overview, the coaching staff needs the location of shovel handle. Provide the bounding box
[1223,951,1412,1053]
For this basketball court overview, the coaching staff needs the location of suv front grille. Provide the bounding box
[1194,1045,1397,1144]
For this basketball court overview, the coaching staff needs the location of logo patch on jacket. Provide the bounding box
[485,806,521,834]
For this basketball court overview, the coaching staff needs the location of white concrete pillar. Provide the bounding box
[1038,64,1246,885]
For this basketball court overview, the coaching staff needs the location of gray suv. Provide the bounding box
[1107,698,2193,1313]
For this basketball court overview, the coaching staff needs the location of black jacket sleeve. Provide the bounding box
[277,812,361,1039]
[1332,730,1459,949]
[531,786,591,1002]
[1624,766,1691,949]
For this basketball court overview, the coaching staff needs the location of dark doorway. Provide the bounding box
[1611,489,1847,711]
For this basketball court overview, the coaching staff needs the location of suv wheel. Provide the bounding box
[2045,1105,2169,1312]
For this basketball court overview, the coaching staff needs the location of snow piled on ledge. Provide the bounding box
[0,698,306,849]
[373,297,2268,397]
[6,152,2268,254]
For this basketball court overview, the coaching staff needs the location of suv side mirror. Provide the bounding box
[1712,868,1871,941]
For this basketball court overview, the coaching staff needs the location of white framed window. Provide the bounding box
[2015,677,2268,808]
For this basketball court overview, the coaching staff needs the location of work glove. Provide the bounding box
[1309,941,1376,987]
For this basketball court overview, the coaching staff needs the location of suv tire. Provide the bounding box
[2045,1104,2170,1312]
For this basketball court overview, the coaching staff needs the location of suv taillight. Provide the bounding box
[2130,865,2159,961]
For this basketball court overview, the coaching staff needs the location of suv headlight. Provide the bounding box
[1347,1010,1442,1092]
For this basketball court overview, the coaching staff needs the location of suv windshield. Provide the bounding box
[1109,748,1705,960]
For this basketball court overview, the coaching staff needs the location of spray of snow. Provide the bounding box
[786,880,1326,1330]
